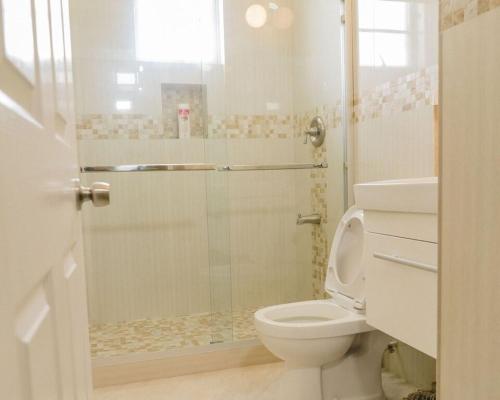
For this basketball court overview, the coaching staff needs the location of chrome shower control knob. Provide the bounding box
[303,116,326,147]
[78,182,110,208]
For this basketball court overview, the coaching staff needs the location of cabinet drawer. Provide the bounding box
[365,233,437,358]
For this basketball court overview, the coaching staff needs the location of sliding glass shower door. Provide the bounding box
[80,163,233,357]
[72,0,346,360]
[74,0,234,356]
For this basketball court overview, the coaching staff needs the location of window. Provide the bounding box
[358,0,408,67]
[134,0,225,64]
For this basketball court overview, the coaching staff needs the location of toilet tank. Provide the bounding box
[354,177,438,358]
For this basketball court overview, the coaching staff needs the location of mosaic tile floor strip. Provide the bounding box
[90,308,258,358]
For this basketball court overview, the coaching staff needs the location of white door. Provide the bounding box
[0,0,99,399]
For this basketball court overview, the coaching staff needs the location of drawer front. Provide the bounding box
[364,210,438,243]
[365,233,437,358]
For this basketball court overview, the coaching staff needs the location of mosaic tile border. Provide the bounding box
[77,102,343,141]
[89,308,258,358]
[353,66,439,123]
[440,0,500,30]
[76,114,164,140]
[77,113,295,140]
[311,145,329,300]
[209,114,293,139]
[294,103,341,299]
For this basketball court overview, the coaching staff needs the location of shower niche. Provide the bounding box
[161,83,208,139]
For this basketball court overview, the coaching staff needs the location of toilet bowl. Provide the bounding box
[255,300,370,367]
[254,207,389,400]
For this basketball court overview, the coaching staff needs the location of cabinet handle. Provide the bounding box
[373,252,437,273]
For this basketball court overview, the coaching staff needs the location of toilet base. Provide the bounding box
[271,331,390,400]
[321,331,391,400]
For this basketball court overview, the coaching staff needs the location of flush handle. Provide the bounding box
[78,182,111,208]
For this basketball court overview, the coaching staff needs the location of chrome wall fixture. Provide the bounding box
[81,162,328,174]
[296,213,322,225]
[303,116,326,147]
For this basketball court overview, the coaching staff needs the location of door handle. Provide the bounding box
[78,182,110,208]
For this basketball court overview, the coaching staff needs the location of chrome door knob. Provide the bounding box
[78,182,110,208]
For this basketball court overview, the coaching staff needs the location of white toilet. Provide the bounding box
[254,207,390,400]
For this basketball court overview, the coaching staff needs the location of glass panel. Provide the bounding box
[72,0,233,357]
[72,0,348,361]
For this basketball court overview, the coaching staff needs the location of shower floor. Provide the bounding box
[90,308,258,358]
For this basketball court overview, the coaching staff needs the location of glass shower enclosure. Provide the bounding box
[71,0,347,360]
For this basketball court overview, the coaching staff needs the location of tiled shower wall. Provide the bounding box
[354,67,439,184]
[72,0,345,325]
[292,0,345,299]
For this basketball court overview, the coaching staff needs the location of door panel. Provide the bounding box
[16,286,60,400]
[0,0,42,119]
[0,0,91,398]
[2,0,36,83]
[49,0,70,123]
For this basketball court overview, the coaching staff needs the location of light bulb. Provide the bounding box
[246,4,267,28]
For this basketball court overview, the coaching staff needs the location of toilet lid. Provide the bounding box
[325,207,366,306]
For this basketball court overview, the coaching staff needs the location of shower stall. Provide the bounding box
[71,0,347,362]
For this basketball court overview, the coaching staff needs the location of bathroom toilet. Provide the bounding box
[254,207,390,400]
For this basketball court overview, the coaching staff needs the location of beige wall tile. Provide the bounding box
[440,7,500,398]
[440,0,500,30]
[354,106,436,184]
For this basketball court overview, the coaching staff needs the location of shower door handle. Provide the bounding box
[78,181,111,208]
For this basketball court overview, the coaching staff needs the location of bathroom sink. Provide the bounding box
[354,177,438,214]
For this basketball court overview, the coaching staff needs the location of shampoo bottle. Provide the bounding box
[178,103,191,139]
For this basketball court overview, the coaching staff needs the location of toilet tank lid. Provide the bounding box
[325,207,366,306]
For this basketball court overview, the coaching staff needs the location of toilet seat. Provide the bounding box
[254,300,371,339]
[326,207,366,312]
[254,207,371,340]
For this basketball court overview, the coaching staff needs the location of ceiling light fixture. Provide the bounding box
[245,4,268,28]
